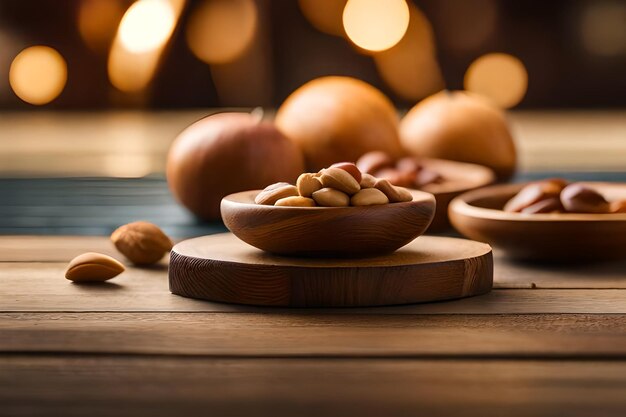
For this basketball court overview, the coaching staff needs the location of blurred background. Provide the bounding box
[0,0,625,110]
[0,0,624,235]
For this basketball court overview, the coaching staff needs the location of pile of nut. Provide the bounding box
[504,179,626,214]
[255,162,413,207]
[64,221,173,282]
[355,151,443,189]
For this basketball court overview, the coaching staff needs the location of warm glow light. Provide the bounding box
[118,0,176,54]
[108,0,184,93]
[342,0,409,52]
[78,0,126,52]
[374,3,444,101]
[299,0,347,37]
[9,46,67,105]
[103,153,153,178]
[186,0,257,64]
[464,53,528,109]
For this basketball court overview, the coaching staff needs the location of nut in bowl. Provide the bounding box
[221,163,436,257]
[449,181,626,262]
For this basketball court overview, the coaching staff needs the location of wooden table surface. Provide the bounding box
[1,111,626,416]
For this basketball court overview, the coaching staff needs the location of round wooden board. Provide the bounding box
[169,233,493,307]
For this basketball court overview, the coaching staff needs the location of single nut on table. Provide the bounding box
[520,197,564,214]
[374,179,413,203]
[255,182,299,205]
[610,200,626,213]
[319,167,361,195]
[356,151,394,174]
[65,252,125,282]
[560,183,611,213]
[350,188,389,206]
[275,196,316,207]
[503,179,568,213]
[111,221,173,265]
[296,173,322,197]
[330,162,362,183]
[360,173,377,188]
[312,187,350,207]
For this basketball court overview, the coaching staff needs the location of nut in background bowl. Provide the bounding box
[221,190,436,258]
[448,182,626,262]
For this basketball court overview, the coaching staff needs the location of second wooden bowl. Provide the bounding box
[449,182,626,261]
[409,158,495,231]
[221,190,436,257]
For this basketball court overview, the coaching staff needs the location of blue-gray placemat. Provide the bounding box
[1,172,624,236]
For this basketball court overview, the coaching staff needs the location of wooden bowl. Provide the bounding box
[220,190,436,257]
[449,182,626,261]
[410,158,495,231]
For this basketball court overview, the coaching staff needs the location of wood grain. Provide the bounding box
[2,356,626,417]
[450,182,626,261]
[221,190,436,257]
[2,313,626,358]
[169,233,492,307]
[3,236,625,289]
[2,261,626,313]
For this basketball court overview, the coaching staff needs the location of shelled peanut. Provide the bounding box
[356,151,443,189]
[503,179,626,214]
[254,162,413,207]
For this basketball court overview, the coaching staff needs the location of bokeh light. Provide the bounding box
[186,0,257,65]
[464,53,528,109]
[299,0,347,37]
[78,0,126,52]
[374,3,444,101]
[108,0,184,93]
[342,0,410,52]
[118,0,177,54]
[9,46,67,105]
[580,1,626,56]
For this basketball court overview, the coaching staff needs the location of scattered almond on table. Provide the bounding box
[255,162,414,207]
[111,221,173,265]
[64,221,173,282]
[65,252,125,282]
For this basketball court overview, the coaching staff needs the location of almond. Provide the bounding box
[65,252,125,282]
[111,221,173,265]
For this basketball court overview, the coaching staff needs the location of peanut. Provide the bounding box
[312,188,350,207]
[275,196,316,207]
[296,173,322,197]
[360,173,377,188]
[374,179,413,203]
[330,162,362,183]
[350,188,389,206]
[255,182,299,205]
[319,167,361,195]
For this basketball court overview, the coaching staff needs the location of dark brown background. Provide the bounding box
[0,0,625,109]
